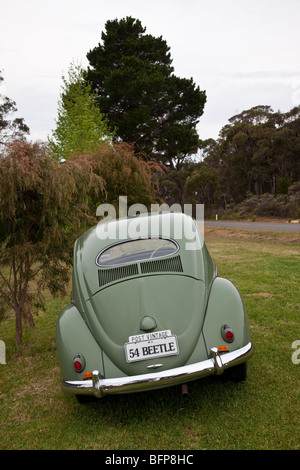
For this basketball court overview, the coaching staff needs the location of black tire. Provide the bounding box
[76,394,96,404]
[224,361,247,382]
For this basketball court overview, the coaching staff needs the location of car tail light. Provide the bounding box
[74,361,82,371]
[221,324,234,343]
[73,353,85,373]
[225,330,234,342]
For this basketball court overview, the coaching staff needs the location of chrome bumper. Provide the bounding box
[62,342,253,398]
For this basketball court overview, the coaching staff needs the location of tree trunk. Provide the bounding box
[15,306,22,347]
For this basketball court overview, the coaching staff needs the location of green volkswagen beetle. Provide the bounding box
[56,211,253,401]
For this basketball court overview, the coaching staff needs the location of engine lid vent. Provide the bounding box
[98,256,183,287]
[140,255,183,274]
[98,264,138,287]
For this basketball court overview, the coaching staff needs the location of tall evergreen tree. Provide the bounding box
[86,17,206,168]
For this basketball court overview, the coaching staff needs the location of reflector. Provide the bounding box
[218,345,229,352]
[83,371,93,380]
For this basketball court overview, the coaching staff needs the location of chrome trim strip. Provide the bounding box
[147,363,164,369]
[62,342,253,398]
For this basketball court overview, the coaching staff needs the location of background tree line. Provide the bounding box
[0,16,299,345]
[49,17,299,218]
[190,105,300,218]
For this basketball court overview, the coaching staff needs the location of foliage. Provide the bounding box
[195,105,300,215]
[157,161,195,209]
[234,181,300,218]
[49,62,114,161]
[0,71,29,147]
[86,17,206,167]
[70,142,163,213]
[185,163,219,206]
[0,140,104,346]
[0,138,162,345]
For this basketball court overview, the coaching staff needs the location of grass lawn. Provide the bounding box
[0,226,299,450]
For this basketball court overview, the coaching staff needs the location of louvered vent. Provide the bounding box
[140,255,183,274]
[98,264,138,287]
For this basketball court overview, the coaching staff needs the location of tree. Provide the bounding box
[158,160,196,208]
[0,71,29,147]
[86,17,206,167]
[200,105,300,215]
[211,106,281,201]
[185,162,219,206]
[273,106,300,187]
[49,62,114,161]
[70,142,163,213]
[217,105,300,200]
[0,141,104,346]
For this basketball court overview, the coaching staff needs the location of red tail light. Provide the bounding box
[73,353,85,372]
[225,330,234,342]
[221,324,234,343]
[74,360,83,372]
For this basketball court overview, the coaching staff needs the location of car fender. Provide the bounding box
[202,277,251,354]
[56,303,104,382]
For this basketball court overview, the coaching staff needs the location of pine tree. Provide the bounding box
[86,17,206,167]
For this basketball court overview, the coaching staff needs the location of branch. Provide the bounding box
[0,282,15,310]
[0,268,14,298]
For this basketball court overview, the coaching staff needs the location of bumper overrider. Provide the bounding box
[62,342,253,398]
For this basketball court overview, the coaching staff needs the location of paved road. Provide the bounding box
[204,220,300,232]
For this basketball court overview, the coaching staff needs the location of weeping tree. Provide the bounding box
[77,142,163,211]
[0,140,104,346]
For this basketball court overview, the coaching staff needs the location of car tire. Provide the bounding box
[224,361,247,382]
[76,394,96,404]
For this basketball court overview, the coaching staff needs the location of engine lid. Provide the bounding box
[84,275,207,376]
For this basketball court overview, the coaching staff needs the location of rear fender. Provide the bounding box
[56,304,104,382]
[202,277,251,354]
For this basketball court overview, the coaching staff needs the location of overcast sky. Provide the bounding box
[1,0,300,144]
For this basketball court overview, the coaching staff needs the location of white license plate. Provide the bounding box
[124,330,179,363]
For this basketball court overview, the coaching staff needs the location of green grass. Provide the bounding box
[0,227,299,450]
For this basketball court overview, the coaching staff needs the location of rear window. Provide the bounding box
[96,238,179,267]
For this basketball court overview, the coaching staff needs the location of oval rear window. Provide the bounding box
[96,238,179,267]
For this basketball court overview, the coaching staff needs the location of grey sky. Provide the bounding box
[1,0,299,143]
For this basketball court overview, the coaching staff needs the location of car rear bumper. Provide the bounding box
[63,342,253,398]
[62,342,253,398]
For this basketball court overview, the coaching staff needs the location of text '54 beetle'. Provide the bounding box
[56,212,253,401]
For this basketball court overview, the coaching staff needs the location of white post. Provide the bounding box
[0,340,6,365]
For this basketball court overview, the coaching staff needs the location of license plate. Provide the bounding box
[124,330,179,363]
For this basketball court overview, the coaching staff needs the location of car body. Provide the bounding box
[56,212,253,400]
